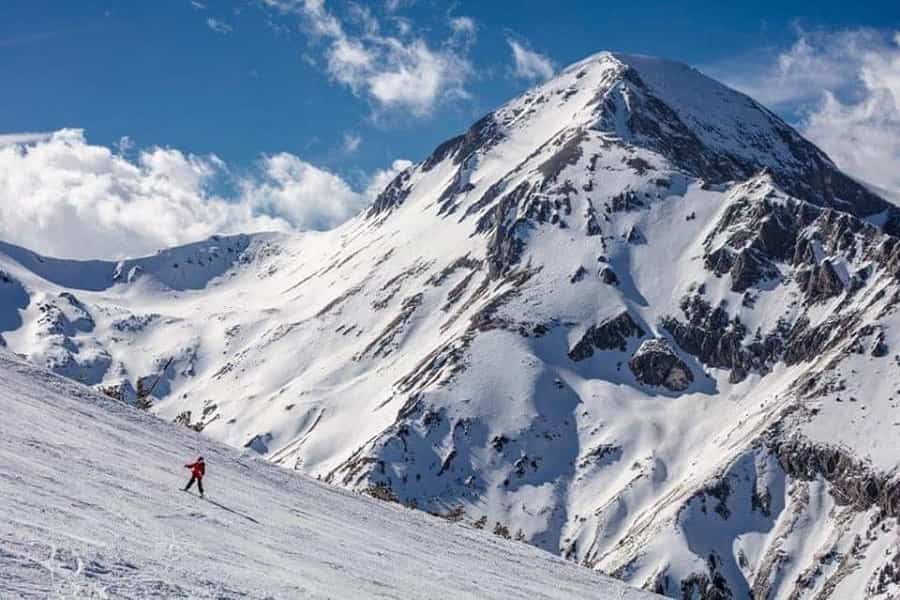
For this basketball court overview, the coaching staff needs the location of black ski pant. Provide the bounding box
[185,476,204,495]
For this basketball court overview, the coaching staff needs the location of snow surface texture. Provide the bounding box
[0,352,656,599]
[3,51,900,598]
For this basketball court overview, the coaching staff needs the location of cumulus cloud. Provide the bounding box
[714,28,900,199]
[0,132,54,146]
[508,39,555,81]
[264,0,472,116]
[800,32,900,199]
[116,135,135,154]
[239,152,369,231]
[0,130,407,259]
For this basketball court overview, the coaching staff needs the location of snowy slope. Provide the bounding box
[0,351,656,599]
[3,51,900,598]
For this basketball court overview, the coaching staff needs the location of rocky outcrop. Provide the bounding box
[608,190,645,212]
[368,168,412,215]
[662,293,783,383]
[703,192,805,292]
[705,246,780,293]
[626,226,646,244]
[629,338,693,391]
[599,266,619,286]
[771,435,900,518]
[569,312,645,360]
[584,203,602,236]
[781,313,859,367]
[422,113,501,172]
[569,266,588,283]
[537,129,586,184]
[356,294,424,359]
[796,258,846,303]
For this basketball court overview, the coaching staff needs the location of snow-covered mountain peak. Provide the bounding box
[5,51,900,598]
[373,50,895,234]
[537,49,817,175]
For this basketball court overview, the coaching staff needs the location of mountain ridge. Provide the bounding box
[3,50,900,598]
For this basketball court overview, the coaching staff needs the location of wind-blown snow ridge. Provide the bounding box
[4,50,900,598]
[0,351,656,599]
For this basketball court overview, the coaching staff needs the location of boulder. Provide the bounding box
[629,338,694,391]
[599,266,619,286]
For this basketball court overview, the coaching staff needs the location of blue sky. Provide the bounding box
[1,1,898,258]
[3,0,896,174]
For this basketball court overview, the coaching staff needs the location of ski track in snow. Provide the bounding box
[0,352,657,599]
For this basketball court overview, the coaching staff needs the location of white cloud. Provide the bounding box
[384,0,414,13]
[342,132,362,154]
[508,39,555,81]
[715,28,900,199]
[364,40,470,115]
[714,29,892,108]
[264,0,472,117]
[347,3,380,35]
[449,16,476,39]
[117,135,135,154]
[391,17,412,36]
[0,130,406,259]
[0,132,54,146]
[447,16,476,51]
[239,153,368,231]
[206,18,233,35]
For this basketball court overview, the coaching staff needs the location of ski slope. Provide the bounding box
[0,352,656,599]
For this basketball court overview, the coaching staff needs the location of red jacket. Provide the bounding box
[186,460,205,479]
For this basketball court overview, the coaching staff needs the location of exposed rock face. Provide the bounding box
[626,226,646,244]
[662,293,778,384]
[599,266,619,285]
[871,332,889,357]
[702,189,804,292]
[369,168,413,215]
[585,203,603,236]
[797,258,846,302]
[421,113,501,172]
[705,246,780,293]
[629,338,693,391]
[770,435,900,516]
[569,312,645,360]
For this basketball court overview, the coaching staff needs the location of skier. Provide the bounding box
[183,456,206,497]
